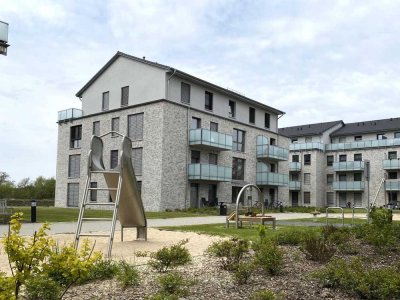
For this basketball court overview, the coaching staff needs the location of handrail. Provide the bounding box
[325,206,344,226]
[352,206,369,226]
[235,184,264,229]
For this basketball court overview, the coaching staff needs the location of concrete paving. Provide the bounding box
[0,212,322,236]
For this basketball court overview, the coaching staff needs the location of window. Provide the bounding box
[110,150,118,169]
[377,133,386,140]
[327,174,333,185]
[249,107,255,124]
[339,174,347,181]
[304,173,311,185]
[291,173,299,181]
[291,138,298,143]
[90,182,97,201]
[305,137,312,143]
[229,100,236,118]
[388,172,398,180]
[68,155,81,178]
[67,183,79,207]
[354,173,362,181]
[111,117,119,137]
[327,192,334,206]
[395,132,400,139]
[327,155,334,166]
[102,91,109,111]
[339,154,347,162]
[292,155,299,162]
[137,181,142,195]
[233,129,245,152]
[265,113,270,128]
[232,158,245,180]
[205,91,213,110]
[270,138,276,146]
[304,154,311,165]
[208,184,217,206]
[181,82,191,104]
[303,192,311,204]
[121,86,129,106]
[270,164,276,173]
[354,153,362,161]
[354,135,362,141]
[127,113,144,140]
[388,151,397,159]
[210,122,218,132]
[209,153,218,165]
[132,148,143,175]
[232,186,244,203]
[70,125,82,148]
[339,137,346,143]
[191,117,201,129]
[92,121,100,136]
[191,150,200,163]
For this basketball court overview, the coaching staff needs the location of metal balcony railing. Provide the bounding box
[383,159,400,170]
[58,108,83,121]
[333,181,365,191]
[289,162,301,171]
[188,164,232,181]
[289,142,325,151]
[333,161,365,172]
[256,136,288,161]
[289,181,301,190]
[326,138,400,151]
[256,162,288,186]
[189,128,233,150]
[385,180,400,191]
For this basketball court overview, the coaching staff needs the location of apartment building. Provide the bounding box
[55,52,289,211]
[279,118,400,208]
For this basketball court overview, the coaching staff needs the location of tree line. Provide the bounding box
[0,172,55,199]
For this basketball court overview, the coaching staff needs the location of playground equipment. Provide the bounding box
[325,207,344,226]
[74,131,147,258]
[226,184,276,229]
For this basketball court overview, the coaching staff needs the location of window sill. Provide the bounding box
[181,101,190,105]
[205,108,213,112]
[102,109,109,112]
[69,147,81,150]
[120,104,128,107]
[67,177,80,179]
[131,138,143,142]
[229,116,236,119]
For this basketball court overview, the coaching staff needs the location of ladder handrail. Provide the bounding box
[371,178,386,208]
[326,206,344,226]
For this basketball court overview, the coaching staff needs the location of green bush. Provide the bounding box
[116,261,140,288]
[365,225,397,254]
[233,262,253,285]
[252,239,284,275]
[157,272,193,297]
[25,275,62,300]
[273,230,307,246]
[206,238,249,271]
[148,240,191,273]
[370,208,392,227]
[88,259,119,280]
[301,234,336,263]
[251,289,283,300]
[0,272,15,300]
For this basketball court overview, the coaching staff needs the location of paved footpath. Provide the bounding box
[0,212,323,236]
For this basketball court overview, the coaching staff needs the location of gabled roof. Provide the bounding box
[331,117,400,137]
[75,51,285,115]
[279,120,343,138]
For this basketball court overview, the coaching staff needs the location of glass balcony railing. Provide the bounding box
[383,159,400,170]
[256,162,288,186]
[333,161,365,172]
[289,162,301,171]
[326,138,400,151]
[58,108,83,121]
[385,180,400,191]
[289,142,325,151]
[256,136,288,161]
[188,164,232,181]
[289,181,301,190]
[189,129,233,150]
[333,181,365,191]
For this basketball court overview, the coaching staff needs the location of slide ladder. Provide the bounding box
[74,132,147,258]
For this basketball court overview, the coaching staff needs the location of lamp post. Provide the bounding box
[0,21,10,56]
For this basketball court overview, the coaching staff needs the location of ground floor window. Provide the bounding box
[67,183,79,207]
[232,186,244,204]
[327,192,334,206]
[303,192,311,204]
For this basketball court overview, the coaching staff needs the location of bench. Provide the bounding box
[0,200,13,223]
[226,211,276,229]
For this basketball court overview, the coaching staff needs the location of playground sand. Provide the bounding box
[0,228,224,275]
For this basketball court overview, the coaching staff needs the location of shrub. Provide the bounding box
[115,261,140,288]
[301,234,336,263]
[206,238,249,271]
[25,275,62,300]
[0,272,14,300]
[273,230,307,246]
[370,208,392,227]
[365,225,397,254]
[157,272,193,297]
[252,239,284,275]
[88,259,119,280]
[148,240,191,272]
[233,262,253,285]
[251,289,283,300]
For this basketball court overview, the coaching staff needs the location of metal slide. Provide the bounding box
[74,131,147,258]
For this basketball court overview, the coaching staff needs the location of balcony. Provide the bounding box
[326,138,400,151]
[289,181,301,190]
[58,108,83,122]
[289,142,325,152]
[333,161,365,172]
[333,181,365,191]
[256,136,288,161]
[385,180,400,191]
[383,159,400,170]
[189,128,232,151]
[256,162,288,186]
[188,164,232,182]
[289,162,301,171]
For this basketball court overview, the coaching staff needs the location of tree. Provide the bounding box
[0,172,11,185]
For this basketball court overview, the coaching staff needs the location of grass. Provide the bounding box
[288,217,369,225]
[160,223,321,241]
[10,207,218,223]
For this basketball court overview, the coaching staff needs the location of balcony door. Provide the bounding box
[388,192,398,207]
[339,192,346,207]
[190,183,199,208]
[291,191,299,207]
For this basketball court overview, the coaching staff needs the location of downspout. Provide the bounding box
[276,112,286,205]
[166,68,177,100]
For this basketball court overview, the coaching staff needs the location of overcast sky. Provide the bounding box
[1,0,400,182]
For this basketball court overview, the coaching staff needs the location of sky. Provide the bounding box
[1,0,400,182]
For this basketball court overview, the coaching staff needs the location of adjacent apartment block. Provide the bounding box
[55,52,289,211]
[279,118,400,208]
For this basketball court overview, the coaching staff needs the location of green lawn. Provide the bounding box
[160,223,320,241]
[10,207,217,223]
[288,217,369,225]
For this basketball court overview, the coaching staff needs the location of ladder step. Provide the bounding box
[78,233,110,237]
[82,218,113,221]
[88,187,118,191]
[85,202,115,206]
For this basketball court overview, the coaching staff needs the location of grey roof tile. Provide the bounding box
[331,117,400,137]
[279,120,343,137]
